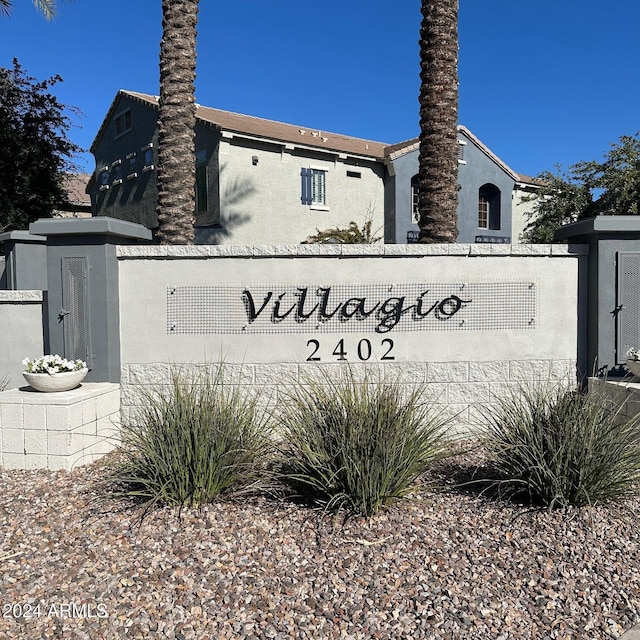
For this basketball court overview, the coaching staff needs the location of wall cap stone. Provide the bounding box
[0,230,47,245]
[555,215,640,240]
[0,382,120,405]
[117,243,588,260]
[30,216,152,240]
[0,290,43,303]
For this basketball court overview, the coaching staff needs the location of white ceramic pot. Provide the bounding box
[626,360,640,380]
[22,368,88,392]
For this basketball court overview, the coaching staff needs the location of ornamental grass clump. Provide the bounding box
[276,368,453,516]
[477,381,640,509]
[106,366,273,509]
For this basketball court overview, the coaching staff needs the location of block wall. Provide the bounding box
[0,291,46,389]
[0,383,120,470]
[117,243,587,431]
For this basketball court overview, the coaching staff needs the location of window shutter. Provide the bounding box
[300,168,312,205]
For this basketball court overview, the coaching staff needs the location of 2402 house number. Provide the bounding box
[306,338,395,362]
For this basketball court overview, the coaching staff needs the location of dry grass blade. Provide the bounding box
[275,366,456,517]
[476,380,640,509]
[100,364,274,510]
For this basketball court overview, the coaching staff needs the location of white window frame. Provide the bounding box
[411,174,419,221]
[310,169,326,206]
[302,165,329,211]
[458,140,467,164]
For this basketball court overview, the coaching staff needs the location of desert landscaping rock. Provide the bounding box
[1,456,639,639]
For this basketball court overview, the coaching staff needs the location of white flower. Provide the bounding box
[22,355,87,375]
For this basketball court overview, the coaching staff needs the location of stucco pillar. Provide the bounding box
[555,215,640,377]
[0,230,47,290]
[29,217,152,382]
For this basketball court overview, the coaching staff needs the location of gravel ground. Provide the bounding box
[1,454,639,640]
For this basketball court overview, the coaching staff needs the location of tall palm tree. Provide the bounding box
[417,0,459,243]
[155,0,199,245]
[0,0,56,19]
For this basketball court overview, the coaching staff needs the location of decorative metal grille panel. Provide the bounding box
[617,252,640,363]
[166,282,536,335]
[62,256,89,361]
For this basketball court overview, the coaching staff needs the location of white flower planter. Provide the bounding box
[626,360,640,380]
[22,368,89,393]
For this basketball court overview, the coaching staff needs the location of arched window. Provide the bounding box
[478,184,501,230]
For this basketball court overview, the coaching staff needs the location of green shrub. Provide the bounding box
[478,382,640,508]
[105,366,273,509]
[276,368,453,516]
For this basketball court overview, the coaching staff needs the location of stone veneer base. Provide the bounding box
[120,360,578,435]
[0,382,120,471]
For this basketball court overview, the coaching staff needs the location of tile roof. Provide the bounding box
[62,173,92,206]
[385,137,419,160]
[92,90,533,180]
[515,173,546,187]
[117,91,389,160]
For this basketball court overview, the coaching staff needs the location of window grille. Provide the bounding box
[617,252,640,364]
[478,194,489,229]
[62,257,89,362]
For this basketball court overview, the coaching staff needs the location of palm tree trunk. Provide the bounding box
[156,0,199,245]
[417,0,459,243]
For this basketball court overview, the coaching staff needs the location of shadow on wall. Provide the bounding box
[196,165,255,245]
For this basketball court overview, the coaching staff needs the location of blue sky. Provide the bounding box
[1,0,638,178]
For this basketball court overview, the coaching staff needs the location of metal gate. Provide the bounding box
[61,256,90,363]
[616,252,640,364]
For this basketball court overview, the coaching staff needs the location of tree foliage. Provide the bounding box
[521,133,640,243]
[0,59,82,233]
[303,215,382,244]
[519,167,593,243]
[0,0,57,20]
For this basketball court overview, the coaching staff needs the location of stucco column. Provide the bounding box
[555,215,640,377]
[29,217,152,382]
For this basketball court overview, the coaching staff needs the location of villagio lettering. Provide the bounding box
[242,286,471,333]
[166,282,536,335]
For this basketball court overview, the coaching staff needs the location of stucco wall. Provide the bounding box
[117,243,587,429]
[196,137,385,246]
[92,95,160,229]
[0,291,46,389]
[390,131,516,245]
[390,147,418,244]
[457,131,515,243]
[512,184,541,242]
